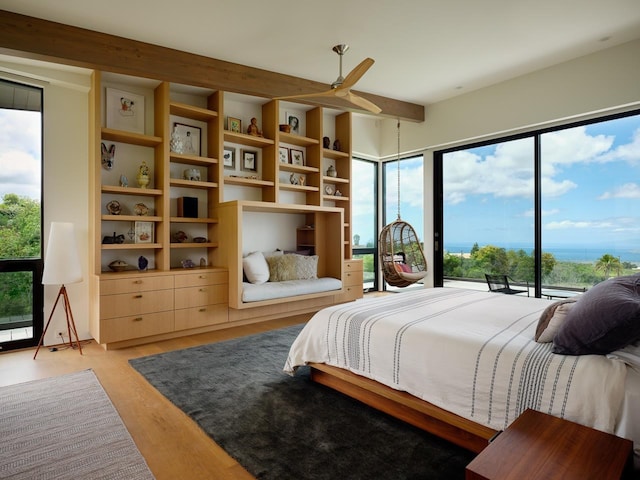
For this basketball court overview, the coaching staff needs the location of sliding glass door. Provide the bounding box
[351,158,378,291]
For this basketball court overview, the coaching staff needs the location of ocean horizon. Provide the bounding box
[444,244,640,264]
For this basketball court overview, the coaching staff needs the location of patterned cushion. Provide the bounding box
[267,254,318,282]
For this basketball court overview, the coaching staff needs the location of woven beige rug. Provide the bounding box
[0,369,154,479]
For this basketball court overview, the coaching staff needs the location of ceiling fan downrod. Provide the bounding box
[331,44,349,89]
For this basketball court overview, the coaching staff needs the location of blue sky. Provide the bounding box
[0,110,41,200]
[443,113,640,251]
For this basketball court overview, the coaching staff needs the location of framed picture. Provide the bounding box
[228,116,241,133]
[290,148,304,166]
[278,146,289,163]
[106,88,145,134]
[286,113,300,134]
[134,221,154,244]
[241,149,257,172]
[223,147,235,169]
[173,122,201,156]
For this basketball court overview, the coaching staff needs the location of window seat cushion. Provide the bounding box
[242,277,342,303]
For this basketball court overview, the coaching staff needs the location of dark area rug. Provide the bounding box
[129,324,475,479]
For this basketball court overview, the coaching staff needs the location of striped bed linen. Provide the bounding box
[284,287,628,435]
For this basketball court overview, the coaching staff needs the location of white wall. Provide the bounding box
[0,57,92,344]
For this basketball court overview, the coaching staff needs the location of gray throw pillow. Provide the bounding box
[552,274,640,355]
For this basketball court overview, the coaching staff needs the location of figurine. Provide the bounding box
[170,126,184,153]
[133,203,149,216]
[101,142,115,170]
[173,231,188,243]
[137,161,150,188]
[199,257,207,268]
[120,174,128,187]
[183,168,201,181]
[138,255,148,271]
[333,139,341,151]
[323,136,330,148]
[247,117,262,137]
[106,200,121,215]
[181,259,195,268]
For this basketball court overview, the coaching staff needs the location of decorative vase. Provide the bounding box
[170,126,184,153]
[136,161,150,188]
[326,165,337,177]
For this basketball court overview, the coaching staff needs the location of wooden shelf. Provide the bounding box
[101,214,162,222]
[101,127,162,147]
[169,152,218,167]
[323,195,349,202]
[101,243,162,250]
[170,101,218,121]
[170,242,218,249]
[223,130,274,147]
[280,163,319,174]
[279,184,319,192]
[323,175,349,184]
[279,132,319,147]
[224,176,274,187]
[170,178,218,189]
[323,148,349,160]
[170,217,218,224]
[101,185,163,196]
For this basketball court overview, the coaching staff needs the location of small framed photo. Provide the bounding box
[134,221,154,244]
[241,149,257,172]
[279,146,289,163]
[173,122,201,156]
[106,88,145,134]
[290,148,304,166]
[228,116,241,133]
[286,113,300,134]
[223,147,235,169]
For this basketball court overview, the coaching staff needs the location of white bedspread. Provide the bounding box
[285,287,629,437]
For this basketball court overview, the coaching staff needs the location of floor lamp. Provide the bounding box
[34,222,83,359]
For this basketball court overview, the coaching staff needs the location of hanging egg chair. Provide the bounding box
[378,121,428,287]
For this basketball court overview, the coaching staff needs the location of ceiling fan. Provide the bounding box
[276,44,382,114]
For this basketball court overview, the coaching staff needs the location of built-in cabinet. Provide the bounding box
[89,71,362,348]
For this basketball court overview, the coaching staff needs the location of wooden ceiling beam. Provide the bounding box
[0,10,424,122]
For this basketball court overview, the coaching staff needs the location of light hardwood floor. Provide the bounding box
[0,314,312,480]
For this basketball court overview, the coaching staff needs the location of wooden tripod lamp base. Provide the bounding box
[33,285,83,359]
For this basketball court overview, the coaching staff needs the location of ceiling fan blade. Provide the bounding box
[338,57,375,91]
[346,91,382,114]
[274,89,336,101]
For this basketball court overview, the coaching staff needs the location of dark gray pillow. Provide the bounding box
[552,274,640,355]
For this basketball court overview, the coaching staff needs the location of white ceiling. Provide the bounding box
[2,1,640,107]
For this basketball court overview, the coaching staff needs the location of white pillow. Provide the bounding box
[242,251,270,284]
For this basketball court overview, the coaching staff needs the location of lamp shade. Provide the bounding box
[42,222,83,285]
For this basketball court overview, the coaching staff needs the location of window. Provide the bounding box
[0,79,44,351]
[436,109,640,295]
[351,158,378,291]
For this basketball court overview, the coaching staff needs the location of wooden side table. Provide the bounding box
[465,409,634,480]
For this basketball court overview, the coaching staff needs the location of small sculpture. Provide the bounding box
[108,260,128,272]
[193,237,207,243]
[173,231,188,243]
[181,259,195,269]
[120,174,128,187]
[136,161,150,188]
[102,232,125,244]
[323,136,330,148]
[200,257,207,267]
[289,172,299,185]
[133,203,149,216]
[326,165,337,177]
[138,255,148,271]
[247,117,263,137]
[333,139,341,151]
[106,200,121,215]
[183,168,201,181]
[101,142,115,170]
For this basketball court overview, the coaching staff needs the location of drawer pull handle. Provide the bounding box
[199,275,206,279]
[133,317,143,322]
[199,288,207,292]
[134,294,143,299]
[199,308,206,312]
[133,280,142,284]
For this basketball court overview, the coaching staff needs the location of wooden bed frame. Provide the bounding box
[309,363,497,453]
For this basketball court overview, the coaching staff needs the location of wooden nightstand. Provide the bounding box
[465,409,633,480]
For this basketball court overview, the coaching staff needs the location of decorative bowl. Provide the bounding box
[108,260,129,272]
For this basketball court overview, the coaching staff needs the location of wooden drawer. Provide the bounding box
[334,285,362,303]
[343,269,363,287]
[174,270,228,288]
[344,259,363,273]
[100,289,174,319]
[174,285,228,310]
[100,275,174,295]
[175,303,228,331]
[100,310,175,343]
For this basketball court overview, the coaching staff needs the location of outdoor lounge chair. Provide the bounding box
[485,274,529,296]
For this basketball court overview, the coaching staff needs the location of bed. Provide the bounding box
[284,286,640,465]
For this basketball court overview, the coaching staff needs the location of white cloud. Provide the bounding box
[546,219,615,230]
[598,182,640,199]
[0,110,41,200]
